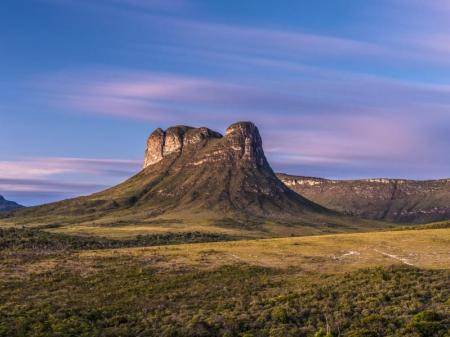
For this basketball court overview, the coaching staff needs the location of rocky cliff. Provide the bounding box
[143,122,267,169]
[277,174,450,223]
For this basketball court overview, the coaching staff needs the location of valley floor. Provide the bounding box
[0,228,449,336]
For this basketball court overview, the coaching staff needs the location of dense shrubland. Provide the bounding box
[0,227,235,251]
[0,262,448,337]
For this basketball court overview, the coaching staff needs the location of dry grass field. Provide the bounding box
[0,227,448,336]
[73,228,450,275]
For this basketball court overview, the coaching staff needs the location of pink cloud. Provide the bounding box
[34,67,450,124]
[0,157,140,179]
[264,115,422,168]
[0,157,141,205]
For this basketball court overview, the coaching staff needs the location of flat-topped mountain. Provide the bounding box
[277,174,450,223]
[0,195,23,212]
[8,122,379,237]
[123,121,326,218]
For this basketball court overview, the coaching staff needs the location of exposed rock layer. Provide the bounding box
[277,174,450,223]
[143,122,266,168]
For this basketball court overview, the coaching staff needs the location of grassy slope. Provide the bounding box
[0,228,448,336]
[0,214,397,240]
[0,207,393,240]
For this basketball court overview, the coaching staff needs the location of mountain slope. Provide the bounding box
[11,122,325,220]
[3,122,386,237]
[277,174,450,223]
[0,195,23,212]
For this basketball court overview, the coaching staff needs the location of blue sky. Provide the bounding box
[1,0,450,205]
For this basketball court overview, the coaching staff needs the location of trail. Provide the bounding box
[374,249,415,266]
[331,250,361,260]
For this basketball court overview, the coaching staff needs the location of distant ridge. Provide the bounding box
[0,195,23,212]
[277,174,450,223]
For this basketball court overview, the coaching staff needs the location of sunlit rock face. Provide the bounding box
[143,128,165,167]
[143,126,219,168]
[143,121,267,169]
[224,122,266,166]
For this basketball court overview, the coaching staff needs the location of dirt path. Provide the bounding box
[374,249,415,266]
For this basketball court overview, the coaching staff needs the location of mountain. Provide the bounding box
[3,122,384,237]
[0,195,23,212]
[277,174,450,223]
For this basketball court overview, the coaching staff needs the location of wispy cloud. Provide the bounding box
[34,68,450,122]
[51,0,450,67]
[0,157,140,179]
[0,178,106,193]
[0,157,141,205]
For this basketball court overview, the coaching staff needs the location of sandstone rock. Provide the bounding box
[224,121,265,165]
[143,128,165,167]
[143,126,202,168]
[143,121,267,169]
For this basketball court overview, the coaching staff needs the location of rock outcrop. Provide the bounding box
[277,174,450,223]
[0,195,23,212]
[143,122,266,168]
[143,126,222,168]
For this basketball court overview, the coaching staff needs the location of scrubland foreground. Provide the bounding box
[0,227,449,337]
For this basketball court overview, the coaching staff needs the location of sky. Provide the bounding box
[1,0,450,206]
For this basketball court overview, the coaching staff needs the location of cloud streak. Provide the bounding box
[0,157,141,206]
[34,68,450,123]
[0,157,140,179]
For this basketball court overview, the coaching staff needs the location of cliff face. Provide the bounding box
[277,174,450,223]
[143,126,222,168]
[143,122,267,169]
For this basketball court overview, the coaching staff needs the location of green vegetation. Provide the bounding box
[0,262,448,337]
[0,227,237,251]
[0,228,448,336]
[389,220,450,231]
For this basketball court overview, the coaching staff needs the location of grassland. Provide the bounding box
[0,228,448,336]
[0,208,395,240]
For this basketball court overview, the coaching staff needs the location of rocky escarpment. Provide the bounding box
[0,195,23,212]
[143,122,267,169]
[277,174,450,223]
[143,126,222,167]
